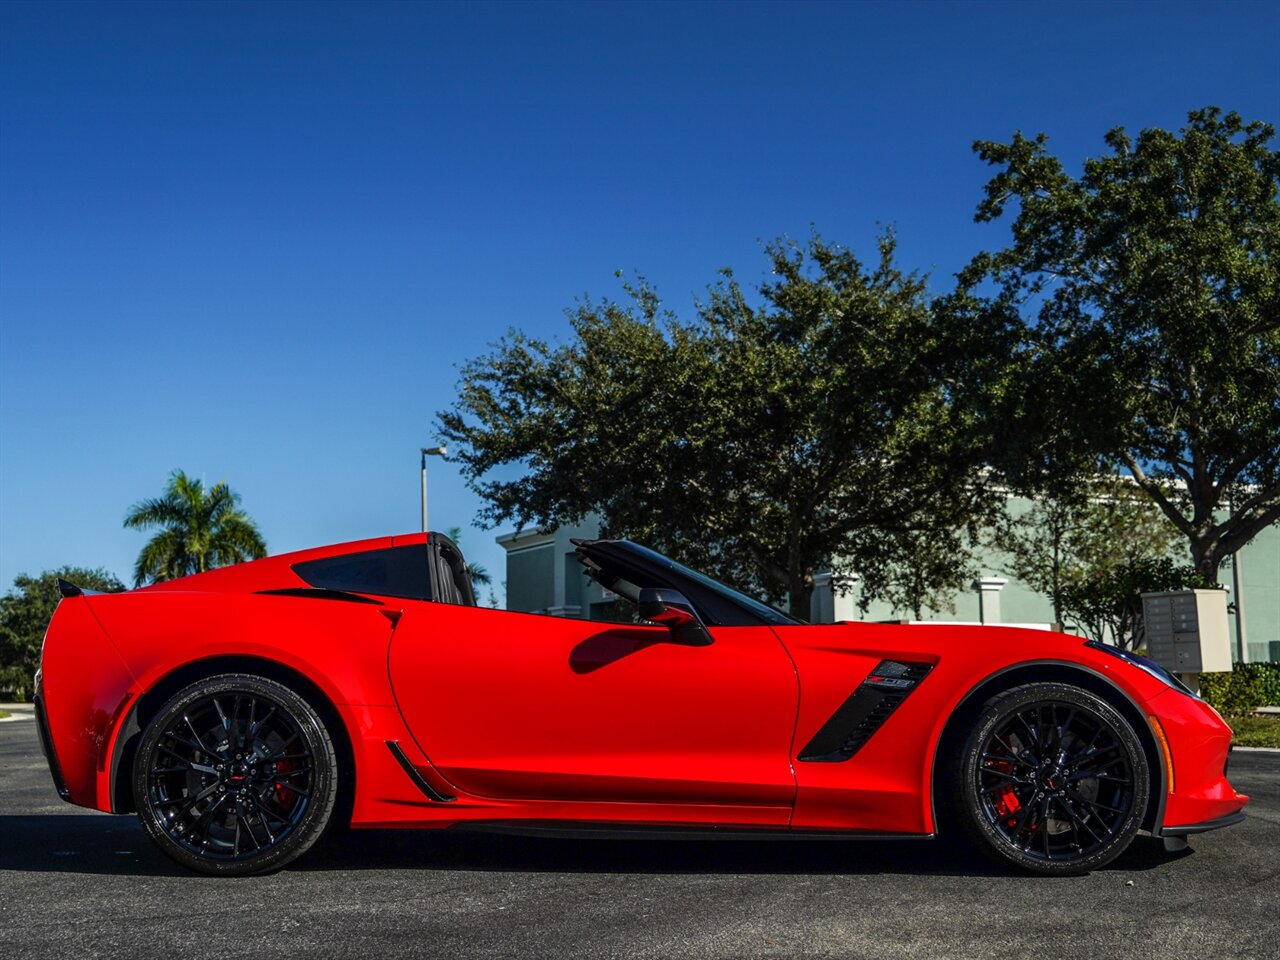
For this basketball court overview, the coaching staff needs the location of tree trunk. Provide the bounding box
[786,513,810,620]
[1119,455,1280,588]
[1050,535,1063,623]
[1190,537,1224,585]
[788,579,811,621]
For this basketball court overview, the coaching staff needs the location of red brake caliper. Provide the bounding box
[989,760,1021,822]
[274,758,294,807]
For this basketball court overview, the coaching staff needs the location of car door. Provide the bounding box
[387,603,798,816]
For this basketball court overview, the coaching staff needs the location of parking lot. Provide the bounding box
[1,716,1277,959]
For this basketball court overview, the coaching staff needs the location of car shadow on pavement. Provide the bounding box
[302,827,1190,878]
[0,813,186,876]
[0,813,1190,878]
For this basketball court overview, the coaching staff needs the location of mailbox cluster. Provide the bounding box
[1140,589,1233,675]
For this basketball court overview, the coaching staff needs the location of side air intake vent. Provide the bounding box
[798,660,934,763]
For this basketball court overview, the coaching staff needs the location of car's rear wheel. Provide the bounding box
[133,673,337,876]
[952,682,1149,875]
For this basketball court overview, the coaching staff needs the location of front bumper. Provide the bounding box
[1148,687,1249,833]
[1157,809,1247,838]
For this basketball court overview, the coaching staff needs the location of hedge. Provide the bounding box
[1199,662,1280,716]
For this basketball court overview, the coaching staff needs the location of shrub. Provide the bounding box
[1200,663,1280,715]
[0,664,31,702]
[1246,662,1280,706]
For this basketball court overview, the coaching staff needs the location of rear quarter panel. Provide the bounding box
[44,590,401,813]
[38,597,136,808]
[87,592,399,708]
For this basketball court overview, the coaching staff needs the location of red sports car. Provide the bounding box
[35,531,1247,876]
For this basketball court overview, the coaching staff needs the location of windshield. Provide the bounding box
[616,542,801,626]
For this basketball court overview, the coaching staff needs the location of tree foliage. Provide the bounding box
[124,469,267,586]
[0,567,124,698]
[440,233,999,618]
[870,526,976,621]
[968,107,1280,579]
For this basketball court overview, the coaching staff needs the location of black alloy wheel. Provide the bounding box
[134,674,338,876]
[952,682,1150,875]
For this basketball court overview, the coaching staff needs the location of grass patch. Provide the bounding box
[1229,714,1280,748]
[0,710,10,720]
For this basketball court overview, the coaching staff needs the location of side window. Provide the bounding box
[293,546,431,601]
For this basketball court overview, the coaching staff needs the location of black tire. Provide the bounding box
[949,682,1149,875]
[133,673,338,876]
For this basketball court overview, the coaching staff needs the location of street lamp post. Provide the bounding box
[420,446,447,532]
[1229,487,1248,663]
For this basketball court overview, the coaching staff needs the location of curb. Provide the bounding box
[1231,745,1280,753]
[0,714,34,723]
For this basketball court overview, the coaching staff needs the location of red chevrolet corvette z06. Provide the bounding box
[35,532,1247,876]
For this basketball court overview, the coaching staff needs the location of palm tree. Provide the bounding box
[124,470,267,586]
[444,526,491,587]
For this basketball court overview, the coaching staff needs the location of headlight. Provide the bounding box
[1084,641,1198,697]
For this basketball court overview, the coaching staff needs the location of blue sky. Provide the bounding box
[2,0,1277,598]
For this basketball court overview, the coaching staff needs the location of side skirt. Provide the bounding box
[446,820,935,843]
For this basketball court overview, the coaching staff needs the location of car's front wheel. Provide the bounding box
[133,673,338,876]
[952,682,1150,875]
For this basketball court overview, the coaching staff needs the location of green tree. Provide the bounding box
[0,567,124,698]
[871,526,976,622]
[439,233,999,618]
[443,526,492,587]
[991,475,1183,623]
[968,107,1280,581]
[124,469,267,586]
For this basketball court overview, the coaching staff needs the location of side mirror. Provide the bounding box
[637,588,713,646]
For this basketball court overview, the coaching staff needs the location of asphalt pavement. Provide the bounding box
[1,719,1277,960]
